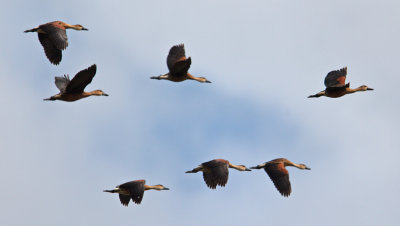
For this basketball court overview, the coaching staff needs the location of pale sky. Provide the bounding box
[1,0,399,225]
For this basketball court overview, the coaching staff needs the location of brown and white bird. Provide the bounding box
[44,64,108,102]
[251,158,310,197]
[151,44,211,83]
[186,159,251,189]
[308,67,373,98]
[24,21,88,65]
[104,180,169,206]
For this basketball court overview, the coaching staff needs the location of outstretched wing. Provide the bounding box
[167,44,187,69]
[264,162,291,197]
[66,64,97,93]
[40,23,68,50]
[119,180,145,204]
[38,33,62,65]
[202,160,229,189]
[118,194,131,206]
[54,75,70,93]
[324,67,347,88]
[170,57,191,78]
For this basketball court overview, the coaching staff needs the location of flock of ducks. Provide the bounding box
[25,20,373,206]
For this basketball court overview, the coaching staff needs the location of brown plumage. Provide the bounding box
[251,158,310,197]
[44,64,108,102]
[150,44,211,83]
[24,21,88,65]
[308,67,373,98]
[104,179,169,206]
[186,159,251,189]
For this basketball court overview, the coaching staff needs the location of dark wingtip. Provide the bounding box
[89,64,96,70]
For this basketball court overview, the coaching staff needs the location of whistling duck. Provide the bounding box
[104,180,169,206]
[44,64,108,102]
[151,44,211,83]
[186,159,251,189]
[24,21,88,65]
[308,67,373,98]
[251,158,310,197]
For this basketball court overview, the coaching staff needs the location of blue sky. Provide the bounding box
[1,0,399,225]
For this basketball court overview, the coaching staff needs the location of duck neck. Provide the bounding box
[228,163,245,171]
[346,86,364,94]
[64,24,82,30]
[187,73,207,83]
[144,185,163,191]
[285,161,306,169]
[292,163,305,169]
[284,160,296,167]
[84,90,103,97]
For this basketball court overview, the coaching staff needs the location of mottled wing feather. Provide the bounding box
[264,162,291,197]
[38,33,62,65]
[167,44,186,71]
[202,160,229,189]
[170,57,191,78]
[54,75,70,93]
[119,180,145,204]
[40,24,68,50]
[324,67,347,88]
[66,64,97,93]
[118,194,131,206]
